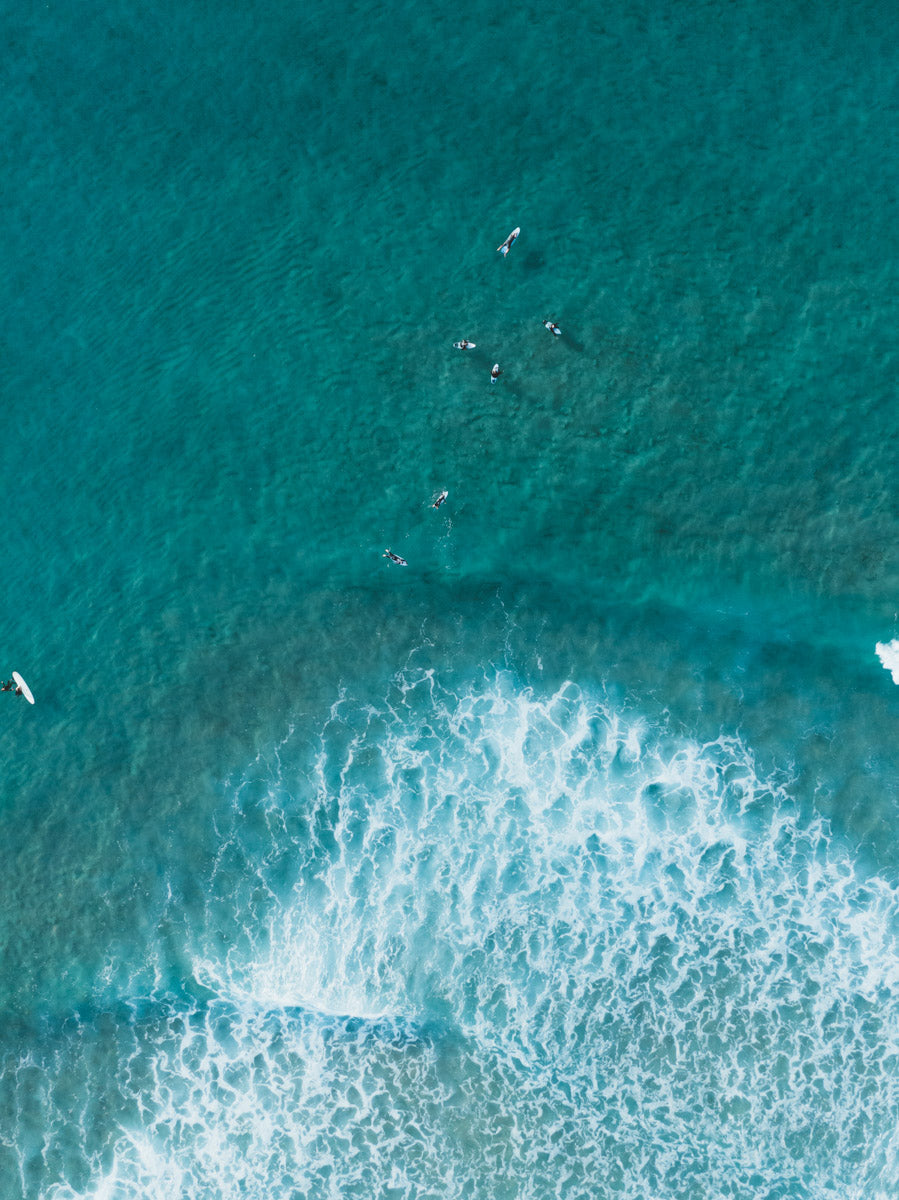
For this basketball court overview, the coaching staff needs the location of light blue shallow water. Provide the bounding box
[2,0,899,1196]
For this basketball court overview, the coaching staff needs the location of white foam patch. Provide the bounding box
[875,639,899,683]
[18,673,899,1199]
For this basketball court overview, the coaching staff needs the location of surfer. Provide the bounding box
[0,680,12,692]
[433,490,448,509]
[10,672,34,704]
[490,363,502,384]
[453,340,476,350]
[383,549,408,566]
[497,227,520,257]
[542,318,562,336]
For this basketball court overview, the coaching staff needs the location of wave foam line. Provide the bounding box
[14,672,899,1199]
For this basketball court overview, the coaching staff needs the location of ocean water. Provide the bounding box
[2,0,899,1196]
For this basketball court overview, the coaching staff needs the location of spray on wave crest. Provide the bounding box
[14,672,899,1200]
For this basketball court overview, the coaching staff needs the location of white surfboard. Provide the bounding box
[453,340,476,350]
[12,671,34,704]
[497,227,520,256]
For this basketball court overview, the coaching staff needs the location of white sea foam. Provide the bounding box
[23,672,899,1199]
[875,639,899,684]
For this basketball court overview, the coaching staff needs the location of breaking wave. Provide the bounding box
[7,671,899,1199]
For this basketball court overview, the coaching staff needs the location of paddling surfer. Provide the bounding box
[490,363,502,384]
[497,227,520,257]
[383,549,408,566]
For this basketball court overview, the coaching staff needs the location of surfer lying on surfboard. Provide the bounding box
[497,227,520,257]
[491,363,502,383]
[433,490,448,509]
[3,672,34,703]
[542,318,562,336]
[383,549,408,566]
[453,340,476,350]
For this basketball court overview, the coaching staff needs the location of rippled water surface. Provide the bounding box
[2,0,899,1196]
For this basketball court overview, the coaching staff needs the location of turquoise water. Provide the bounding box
[2,0,899,1195]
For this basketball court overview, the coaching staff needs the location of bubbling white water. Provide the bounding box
[15,672,899,1199]
[875,640,899,685]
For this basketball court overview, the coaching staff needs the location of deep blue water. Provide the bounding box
[2,0,899,1196]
